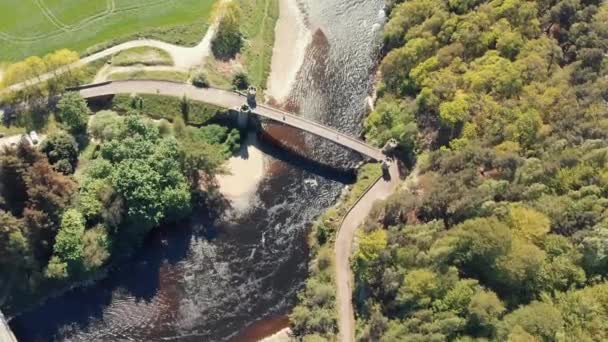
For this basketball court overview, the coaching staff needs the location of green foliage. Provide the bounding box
[56,92,90,134]
[89,111,123,141]
[192,73,210,88]
[82,225,110,271]
[51,209,85,275]
[232,72,250,90]
[211,2,243,60]
[350,2,608,339]
[93,115,192,243]
[364,95,417,158]
[112,94,223,125]
[39,131,79,174]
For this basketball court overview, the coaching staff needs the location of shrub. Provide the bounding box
[232,72,250,90]
[192,73,210,88]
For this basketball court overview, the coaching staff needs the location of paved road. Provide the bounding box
[335,161,400,342]
[78,80,385,161]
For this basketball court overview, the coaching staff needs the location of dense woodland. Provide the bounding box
[352,0,608,340]
[0,92,239,312]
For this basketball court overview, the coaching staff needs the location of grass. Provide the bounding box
[111,47,173,66]
[107,70,189,83]
[78,56,111,84]
[237,0,279,90]
[201,59,235,90]
[112,94,225,125]
[45,0,107,26]
[0,124,26,136]
[0,0,217,62]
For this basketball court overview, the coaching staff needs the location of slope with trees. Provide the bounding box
[0,92,239,314]
[348,0,608,340]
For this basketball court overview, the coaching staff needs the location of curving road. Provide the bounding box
[78,80,386,161]
[335,162,400,342]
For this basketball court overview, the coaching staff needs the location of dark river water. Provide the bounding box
[10,0,386,340]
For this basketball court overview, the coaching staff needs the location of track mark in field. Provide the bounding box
[35,0,70,31]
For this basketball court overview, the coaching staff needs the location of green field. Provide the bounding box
[0,0,216,61]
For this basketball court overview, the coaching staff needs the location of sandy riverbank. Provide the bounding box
[216,132,266,212]
[265,0,311,103]
[217,0,310,209]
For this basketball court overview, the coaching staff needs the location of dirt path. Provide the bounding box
[335,161,400,342]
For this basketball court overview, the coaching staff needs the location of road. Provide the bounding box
[335,161,400,342]
[78,80,386,161]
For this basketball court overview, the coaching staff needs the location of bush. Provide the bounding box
[39,131,79,174]
[232,72,250,90]
[192,73,210,88]
[211,2,243,60]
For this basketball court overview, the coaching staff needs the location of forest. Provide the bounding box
[0,91,239,312]
[351,0,608,340]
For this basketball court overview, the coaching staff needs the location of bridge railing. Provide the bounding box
[254,103,383,155]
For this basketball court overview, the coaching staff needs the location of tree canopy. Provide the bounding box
[327,0,608,340]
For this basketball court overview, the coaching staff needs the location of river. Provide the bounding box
[10,0,386,340]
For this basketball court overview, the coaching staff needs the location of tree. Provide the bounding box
[56,92,90,134]
[180,95,190,123]
[82,225,110,271]
[39,131,79,174]
[467,289,505,337]
[89,110,123,141]
[0,210,31,270]
[507,205,550,243]
[232,72,249,90]
[211,2,243,60]
[52,209,85,274]
[439,92,470,127]
[498,301,564,341]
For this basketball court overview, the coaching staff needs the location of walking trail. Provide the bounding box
[335,162,401,342]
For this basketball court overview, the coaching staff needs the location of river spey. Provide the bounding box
[10,0,386,340]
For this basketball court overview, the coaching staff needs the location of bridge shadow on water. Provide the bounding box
[255,129,357,185]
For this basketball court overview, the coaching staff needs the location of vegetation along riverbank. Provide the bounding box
[344,0,608,341]
[0,0,280,320]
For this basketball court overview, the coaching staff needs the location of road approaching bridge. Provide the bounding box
[78,80,386,161]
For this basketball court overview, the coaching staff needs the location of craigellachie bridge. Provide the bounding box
[78,80,387,161]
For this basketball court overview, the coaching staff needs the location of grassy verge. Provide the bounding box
[202,59,234,90]
[83,20,211,57]
[112,94,224,125]
[107,70,189,83]
[77,57,111,84]
[290,163,383,339]
[111,47,173,66]
[237,0,279,90]
[0,124,26,136]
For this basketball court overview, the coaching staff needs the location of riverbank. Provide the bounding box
[216,132,266,212]
[265,0,311,103]
[217,0,309,210]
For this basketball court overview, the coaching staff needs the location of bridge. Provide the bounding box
[78,80,386,161]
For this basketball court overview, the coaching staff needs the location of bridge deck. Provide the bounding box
[79,81,385,161]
